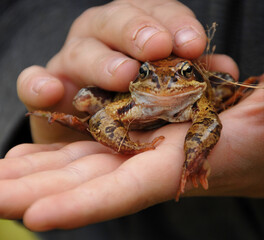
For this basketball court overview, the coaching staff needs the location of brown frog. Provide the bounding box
[30,55,258,200]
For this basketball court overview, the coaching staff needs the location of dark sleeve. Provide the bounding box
[0,0,111,157]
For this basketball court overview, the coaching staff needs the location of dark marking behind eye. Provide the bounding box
[192,67,205,83]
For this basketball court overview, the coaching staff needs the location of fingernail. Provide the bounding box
[106,57,129,76]
[133,26,161,50]
[174,27,201,48]
[32,77,53,95]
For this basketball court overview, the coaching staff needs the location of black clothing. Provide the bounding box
[0,0,263,239]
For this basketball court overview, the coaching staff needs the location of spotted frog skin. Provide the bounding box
[30,55,258,200]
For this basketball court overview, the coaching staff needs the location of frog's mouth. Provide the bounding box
[131,85,206,107]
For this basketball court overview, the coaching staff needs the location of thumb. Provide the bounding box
[17,66,65,111]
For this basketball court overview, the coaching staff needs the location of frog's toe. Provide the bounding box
[199,174,209,190]
[191,175,199,188]
[198,159,210,190]
[175,168,188,201]
[142,135,165,151]
[175,158,211,201]
[150,135,165,147]
[126,135,165,154]
[28,110,90,134]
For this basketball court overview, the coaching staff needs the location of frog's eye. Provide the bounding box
[180,61,193,78]
[139,63,149,79]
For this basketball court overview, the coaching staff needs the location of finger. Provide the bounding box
[5,143,66,158]
[0,153,125,219]
[200,54,240,80]
[66,0,173,61]
[23,126,187,231]
[48,0,206,92]
[140,0,207,58]
[17,64,81,143]
[17,66,65,110]
[47,38,140,92]
[0,141,110,179]
[17,66,91,143]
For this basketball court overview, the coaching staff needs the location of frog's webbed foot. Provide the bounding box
[27,110,90,134]
[175,157,210,201]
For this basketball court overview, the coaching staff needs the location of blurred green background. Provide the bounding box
[0,219,38,240]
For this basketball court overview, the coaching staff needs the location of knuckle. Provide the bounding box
[160,1,196,17]
[94,1,134,32]
[60,38,94,67]
[71,6,99,32]
[173,1,196,17]
[122,16,158,44]
[64,38,85,62]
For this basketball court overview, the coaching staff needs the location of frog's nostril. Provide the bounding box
[167,76,178,89]
[171,76,178,82]
[151,75,161,89]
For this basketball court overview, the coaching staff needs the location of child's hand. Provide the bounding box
[17,0,210,143]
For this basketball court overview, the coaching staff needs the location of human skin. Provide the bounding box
[0,0,263,231]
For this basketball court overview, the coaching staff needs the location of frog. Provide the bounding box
[29,55,259,201]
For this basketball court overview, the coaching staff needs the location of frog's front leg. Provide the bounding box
[176,95,222,201]
[89,108,164,154]
[27,111,91,134]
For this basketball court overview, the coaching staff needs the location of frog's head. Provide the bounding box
[129,56,207,106]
